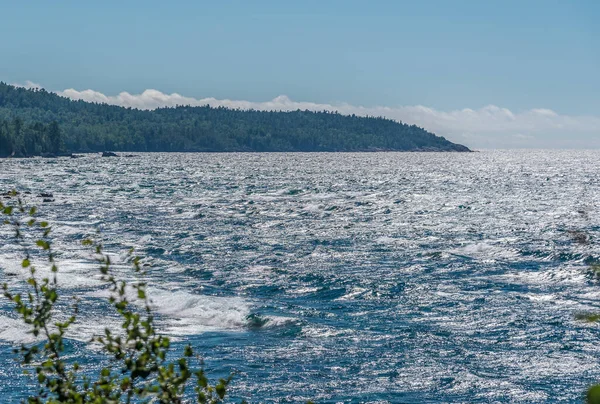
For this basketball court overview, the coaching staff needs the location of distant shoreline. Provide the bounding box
[3,148,474,159]
[0,83,471,156]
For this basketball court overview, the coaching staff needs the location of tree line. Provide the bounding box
[0,82,470,156]
[0,117,63,157]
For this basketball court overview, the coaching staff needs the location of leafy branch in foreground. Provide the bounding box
[574,247,600,403]
[1,191,233,403]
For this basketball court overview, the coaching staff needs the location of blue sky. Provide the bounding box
[1,1,599,148]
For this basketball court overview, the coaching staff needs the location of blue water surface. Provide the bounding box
[1,151,600,403]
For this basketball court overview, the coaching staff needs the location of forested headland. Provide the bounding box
[0,82,470,156]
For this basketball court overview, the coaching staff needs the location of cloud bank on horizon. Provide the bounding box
[15,81,600,149]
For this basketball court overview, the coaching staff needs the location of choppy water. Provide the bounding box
[1,151,600,403]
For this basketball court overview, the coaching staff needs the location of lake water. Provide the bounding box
[1,151,600,403]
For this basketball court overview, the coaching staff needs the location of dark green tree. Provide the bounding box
[47,120,62,154]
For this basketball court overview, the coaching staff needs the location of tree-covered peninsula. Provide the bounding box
[0,82,470,156]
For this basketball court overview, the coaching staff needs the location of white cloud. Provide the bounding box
[13,82,600,149]
[12,80,42,90]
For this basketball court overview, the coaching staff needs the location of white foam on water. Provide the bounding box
[148,288,251,333]
[450,242,518,261]
[0,315,40,344]
[336,287,369,301]
[245,265,274,274]
[0,313,121,345]
[138,235,152,244]
[523,293,561,303]
[87,286,252,334]
[374,236,400,244]
[499,266,588,286]
[301,324,353,338]
[288,286,320,295]
[261,316,298,329]
[51,224,87,237]
[1,255,104,289]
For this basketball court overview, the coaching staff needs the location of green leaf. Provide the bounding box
[575,313,600,323]
[588,384,600,404]
[216,381,226,399]
[22,259,30,268]
[35,240,49,250]
[49,290,57,302]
